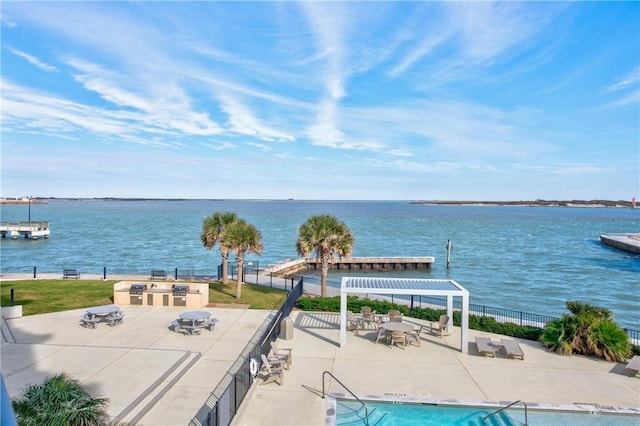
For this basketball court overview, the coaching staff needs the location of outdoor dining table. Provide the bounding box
[81,305,124,328]
[176,311,212,335]
[380,321,415,347]
[87,305,122,317]
[380,322,415,333]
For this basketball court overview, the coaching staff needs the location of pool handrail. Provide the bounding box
[321,370,369,426]
[482,399,528,425]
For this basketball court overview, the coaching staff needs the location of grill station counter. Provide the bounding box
[113,281,209,308]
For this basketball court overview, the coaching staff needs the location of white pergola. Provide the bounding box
[340,277,470,353]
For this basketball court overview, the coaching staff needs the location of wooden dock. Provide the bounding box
[265,256,435,276]
[0,222,50,240]
[600,233,640,254]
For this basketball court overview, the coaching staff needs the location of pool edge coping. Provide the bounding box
[325,392,640,425]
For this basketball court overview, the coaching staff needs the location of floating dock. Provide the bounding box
[0,221,50,240]
[265,256,435,276]
[600,233,640,254]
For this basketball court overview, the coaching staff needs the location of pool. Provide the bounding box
[329,397,640,426]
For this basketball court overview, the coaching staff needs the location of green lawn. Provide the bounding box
[0,280,287,316]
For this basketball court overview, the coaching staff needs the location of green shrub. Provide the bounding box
[540,301,633,362]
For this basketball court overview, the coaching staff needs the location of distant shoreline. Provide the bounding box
[411,199,636,208]
[1,197,636,208]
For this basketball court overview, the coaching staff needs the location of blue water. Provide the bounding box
[1,200,638,328]
[336,400,640,425]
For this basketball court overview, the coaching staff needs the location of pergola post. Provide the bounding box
[339,291,348,348]
[461,293,469,354]
[446,295,454,334]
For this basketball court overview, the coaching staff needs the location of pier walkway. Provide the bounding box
[264,256,435,276]
[600,233,640,254]
[0,222,50,240]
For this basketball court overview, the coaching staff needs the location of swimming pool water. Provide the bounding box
[335,400,640,426]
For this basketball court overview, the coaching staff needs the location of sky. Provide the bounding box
[1,1,638,201]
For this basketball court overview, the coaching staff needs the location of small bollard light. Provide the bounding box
[10,288,15,306]
[103,266,107,280]
[33,266,37,279]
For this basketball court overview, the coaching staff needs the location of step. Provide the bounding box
[111,351,201,425]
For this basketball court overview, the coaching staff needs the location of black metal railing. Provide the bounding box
[190,278,304,426]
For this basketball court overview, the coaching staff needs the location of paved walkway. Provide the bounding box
[233,311,640,425]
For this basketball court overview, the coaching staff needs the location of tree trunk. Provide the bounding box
[320,254,330,298]
[236,258,244,301]
[221,248,229,284]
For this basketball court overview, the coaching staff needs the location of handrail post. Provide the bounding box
[322,371,369,426]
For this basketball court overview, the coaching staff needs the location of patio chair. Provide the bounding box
[360,306,379,330]
[346,310,361,334]
[501,338,525,360]
[475,336,498,357]
[390,330,407,349]
[375,327,389,345]
[429,315,449,338]
[270,340,293,366]
[388,310,403,322]
[260,354,284,385]
[406,325,425,347]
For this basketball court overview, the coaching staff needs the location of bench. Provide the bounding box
[150,269,167,280]
[625,355,640,377]
[63,269,80,279]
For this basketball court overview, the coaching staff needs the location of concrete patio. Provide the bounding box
[233,311,640,425]
[1,307,639,425]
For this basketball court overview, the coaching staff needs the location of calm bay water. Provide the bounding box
[1,200,638,328]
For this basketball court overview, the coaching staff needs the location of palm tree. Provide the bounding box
[296,214,354,297]
[200,211,238,284]
[12,373,109,426]
[225,219,263,301]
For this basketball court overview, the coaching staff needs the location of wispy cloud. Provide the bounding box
[219,95,295,142]
[10,49,57,72]
[604,66,640,109]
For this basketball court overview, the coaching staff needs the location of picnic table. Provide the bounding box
[171,311,217,335]
[80,305,124,328]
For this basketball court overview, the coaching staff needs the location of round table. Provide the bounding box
[87,305,121,316]
[380,322,414,332]
[179,311,210,321]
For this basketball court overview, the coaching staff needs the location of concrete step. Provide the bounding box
[111,351,201,425]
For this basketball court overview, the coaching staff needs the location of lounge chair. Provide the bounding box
[501,338,525,360]
[360,306,379,329]
[624,355,640,377]
[429,315,449,338]
[269,341,292,369]
[475,336,498,357]
[260,354,284,385]
[406,325,425,347]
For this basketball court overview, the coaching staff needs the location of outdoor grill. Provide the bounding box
[129,283,147,294]
[172,285,189,296]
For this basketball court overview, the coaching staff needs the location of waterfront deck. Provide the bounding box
[265,256,435,276]
[0,222,50,240]
[600,233,640,254]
